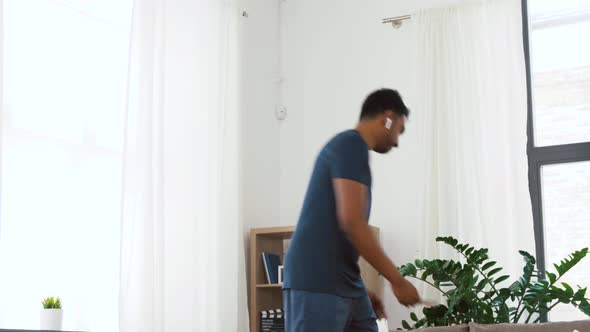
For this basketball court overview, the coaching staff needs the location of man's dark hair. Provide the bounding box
[359,88,410,120]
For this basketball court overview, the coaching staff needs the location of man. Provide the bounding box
[283,88,421,331]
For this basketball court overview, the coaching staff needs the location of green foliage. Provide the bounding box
[41,297,62,309]
[398,237,589,330]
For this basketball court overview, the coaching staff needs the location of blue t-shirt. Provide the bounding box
[283,130,372,298]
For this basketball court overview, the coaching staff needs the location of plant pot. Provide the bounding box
[40,309,63,330]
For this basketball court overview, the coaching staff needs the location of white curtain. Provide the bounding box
[119,0,247,331]
[412,0,535,302]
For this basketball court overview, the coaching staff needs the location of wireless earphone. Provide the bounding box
[385,117,392,130]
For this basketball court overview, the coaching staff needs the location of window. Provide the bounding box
[523,0,590,322]
[0,0,131,330]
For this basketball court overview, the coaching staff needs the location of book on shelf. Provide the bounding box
[261,252,281,284]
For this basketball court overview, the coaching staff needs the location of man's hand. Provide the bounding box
[391,278,420,307]
[368,290,386,319]
[333,178,422,309]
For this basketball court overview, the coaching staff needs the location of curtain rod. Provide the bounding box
[382,14,411,28]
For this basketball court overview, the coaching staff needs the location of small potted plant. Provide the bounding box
[41,296,62,330]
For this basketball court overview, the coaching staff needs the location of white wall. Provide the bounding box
[239,0,281,329]
[241,0,476,328]
[277,0,473,327]
[278,0,418,325]
[240,0,281,231]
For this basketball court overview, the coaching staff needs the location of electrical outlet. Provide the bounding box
[276,105,287,121]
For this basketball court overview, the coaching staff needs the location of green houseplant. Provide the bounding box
[398,237,590,330]
[42,297,61,309]
[41,296,63,330]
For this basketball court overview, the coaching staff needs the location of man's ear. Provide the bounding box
[384,110,398,120]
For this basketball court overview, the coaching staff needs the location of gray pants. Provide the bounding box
[283,289,378,332]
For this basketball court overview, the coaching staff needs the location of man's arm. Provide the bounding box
[333,178,404,286]
[333,178,420,307]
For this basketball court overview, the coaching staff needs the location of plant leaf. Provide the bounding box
[562,282,574,297]
[553,248,588,277]
[488,268,502,277]
[573,288,587,302]
[402,320,411,330]
[495,275,510,284]
[578,300,590,317]
[477,279,488,291]
[482,261,497,271]
[400,264,418,277]
[509,281,521,295]
[415,260,424,269]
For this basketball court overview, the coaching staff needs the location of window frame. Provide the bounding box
[521,0,590,322]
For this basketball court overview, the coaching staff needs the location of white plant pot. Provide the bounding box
[40,309,63,331]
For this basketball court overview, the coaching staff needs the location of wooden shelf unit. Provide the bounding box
[256,284,283,288]
[248,225,383,332]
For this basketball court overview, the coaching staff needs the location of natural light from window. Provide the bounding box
[0,0,131,330]
[529,0,590,147]
[529,0,590,323]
